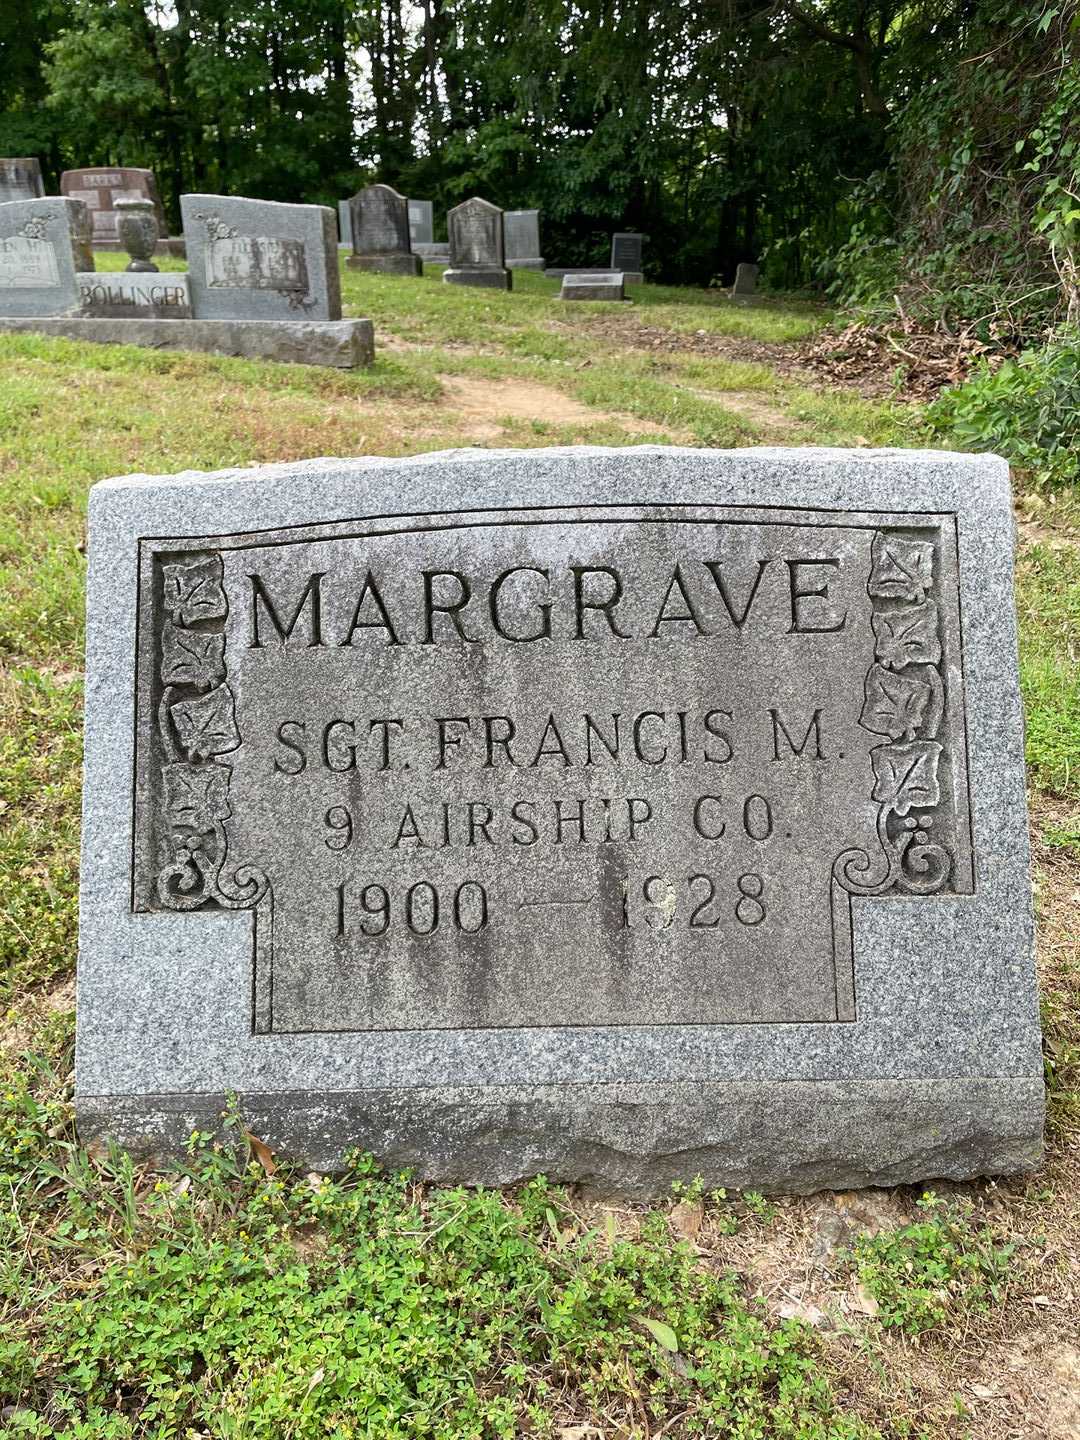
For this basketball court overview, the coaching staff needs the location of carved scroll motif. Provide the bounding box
[154,553,270,914]
[833,531,953,900]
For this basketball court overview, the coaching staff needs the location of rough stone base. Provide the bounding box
[443,267,512,290]
[507,257,546,271]
[76,1077,1044,1198]
[346,253,423,276]
[0,316,375,368]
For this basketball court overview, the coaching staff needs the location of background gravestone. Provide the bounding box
[0,196,92,317]
[337,201,352,249]
[181,194,341,321]
[60,167,166,246]
[0,158,44,204]
[610,232,644,282]
[503,209,545,270]
[77,445,1043,1196]
[408,199,434,246]
[443,197,511,290]
[346,184,422,276]
[560,271,625,301]
[732,262,759,300]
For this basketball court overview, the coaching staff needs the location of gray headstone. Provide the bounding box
[443,197,511,290]
[346,185,421,277]
[611,232,644,275]
[180,194,341,322]
[61,167,167,246]
[407,199,434,246]
[560,271,626,302]
[732,262,759,298]
[504,209,545,270]
[0,197,92,316]
[75,271,192,319]
[337,201,352,250]
[77,446,1043,1196]
[0,157,45,205]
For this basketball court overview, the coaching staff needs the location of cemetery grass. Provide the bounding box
[0,262,1077,1439]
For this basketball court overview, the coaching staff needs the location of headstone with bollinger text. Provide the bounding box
[347,184,422,276]
[76,446,1043,1195]
[181,194,341,322]
[443,197,511,290]
[0,196,92,316]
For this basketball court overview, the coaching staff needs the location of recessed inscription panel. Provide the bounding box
[133,506,971,1036]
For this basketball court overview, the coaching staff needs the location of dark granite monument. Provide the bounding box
[610,233,644,283]
[443,197,511,290]
[60,167,167,247]
[347,185,422,276]
[77,446,1042,1195]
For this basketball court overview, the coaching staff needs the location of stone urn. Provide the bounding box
[115,197,159,272]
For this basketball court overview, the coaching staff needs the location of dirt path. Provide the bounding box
[435,373,679,440]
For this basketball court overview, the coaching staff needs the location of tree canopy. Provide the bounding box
[0,0,1076,325]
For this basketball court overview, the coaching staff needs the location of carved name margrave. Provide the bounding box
[181,194,341,322]
[0,158,45,205]
[443,197,511,291]
[347,185,422,276]
[504,210,545,271]
[60,167,166,246]
[77,447,1043,1195]
[0,197,92,316]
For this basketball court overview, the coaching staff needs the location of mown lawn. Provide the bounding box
[0,259,1077,1439]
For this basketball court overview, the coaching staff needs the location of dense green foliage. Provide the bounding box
[1,0,1076,304]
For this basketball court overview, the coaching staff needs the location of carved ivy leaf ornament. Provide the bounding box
[860,663,931,741]
[161,622,225,690]
[868,534,935,603]
[162,762,232,831]
[162,556,228,626]
[872,601,942,670]
[871,740,943,816]
[170,684,241,759]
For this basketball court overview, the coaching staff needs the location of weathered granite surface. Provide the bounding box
[545,266,643,285]
[61,166,167,245]
[337,201,352,250]
[732,261,759,296]
[560,271,626,301]
[408,199,434,246]
[0,196,91,316]
[443,197,511,290]
[181,194,341,322]
[0,315,373,367]
[75,271,192,318]
[346,184,422,276]
[0,157,44,204]
[504,209,545,270]
[77,446,1043,1193]
[611,232,644,274]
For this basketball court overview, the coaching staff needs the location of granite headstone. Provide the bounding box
[77,445,1043,1196]
[61,167,167,246]
[0,196,92,317]
[560,271,626,302]
[443,197,511,290]
[181,194,341,322]
[610,232,644,283]
[408,200,434,246]
[732,262,759,301]
[0,158,45,205]
[337,201,352,250]
[75,271,193,319]
[346,184,422,276]
[504,209,545,271]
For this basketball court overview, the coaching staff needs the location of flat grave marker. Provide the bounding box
[77,446,1042,1195]
[560,271,626,301]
